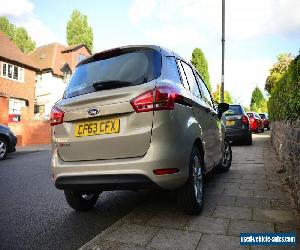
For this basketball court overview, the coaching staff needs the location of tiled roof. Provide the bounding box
[28,43,68,76]
[61,44,84,53]
[0,31,36,69]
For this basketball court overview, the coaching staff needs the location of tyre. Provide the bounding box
[177,146,204,215]
[64,190,100,212]
[267,127,270,130]
[0,137,8,160]
[218,140,232,172]
[246,134,252,145]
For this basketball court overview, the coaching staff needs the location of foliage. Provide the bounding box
[250,87,268,113]
[191,48,211,91]
[265,53,294,94]
[0,16,15,39]
[212,88,233,104]
[0,16,36,54]
[268,54,300,122]
[66,10,93,53]
[13,27,36,54]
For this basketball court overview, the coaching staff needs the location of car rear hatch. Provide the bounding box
[52,47,162,162]
[222,105,244,129]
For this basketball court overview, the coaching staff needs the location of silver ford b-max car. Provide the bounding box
[50,45,232,215]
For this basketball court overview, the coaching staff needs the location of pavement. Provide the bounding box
[16,144,51,153]
[80,132,300,250]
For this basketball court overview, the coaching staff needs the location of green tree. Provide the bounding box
[13,27,36,54]
[191,48,211,91]
[212,85,233,104]
[0,16,35,53]
[0,16,15,39]
[66,10,93,52]
[250,87,267,112]
[265,53,293,94]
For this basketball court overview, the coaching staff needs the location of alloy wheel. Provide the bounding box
[193,155,203,204]
[0,141,7,158]
[222,141,231,167]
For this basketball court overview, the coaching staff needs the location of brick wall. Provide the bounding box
[0,96,8,125]
[8,121,51,146]
[271,120,300,209]
[0,62,36,122]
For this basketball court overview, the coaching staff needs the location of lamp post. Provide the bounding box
[221,0,225,103]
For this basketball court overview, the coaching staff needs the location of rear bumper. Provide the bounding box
[225,128,251,142]
[55,174,159,191]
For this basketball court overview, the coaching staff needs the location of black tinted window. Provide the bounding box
[181,62,201,98]
[177,60,190,90]
[64,49,161,98]
[259,114,266,119]
[165,56,181,83]
[195,73,213,107]
[225,105,242,115]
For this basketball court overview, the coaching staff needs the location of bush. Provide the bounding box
[268,54,300,122]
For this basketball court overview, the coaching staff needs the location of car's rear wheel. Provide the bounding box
[0,137,8,160]
[64,190,100,212]
[218,140,232,172]
[246,134,252,145]
[177,146,203,215]
[267,127,270,130]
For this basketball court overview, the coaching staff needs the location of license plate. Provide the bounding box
[75,119,120,137]
[226,120,235,126]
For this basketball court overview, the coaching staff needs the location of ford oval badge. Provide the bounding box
[88,107,100,116]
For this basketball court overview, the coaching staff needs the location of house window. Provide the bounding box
[77,54,86,63]
[34,104,45,114]
[9,98,27,115]
[1,62,24,82]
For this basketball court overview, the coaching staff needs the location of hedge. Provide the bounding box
[268,54,300,122]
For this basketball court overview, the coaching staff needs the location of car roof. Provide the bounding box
[78,45,184,66]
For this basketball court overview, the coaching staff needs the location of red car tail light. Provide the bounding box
[130,86,183,113]
[50,107,64,126]
[242,115,249,125]
[153,168,180,175]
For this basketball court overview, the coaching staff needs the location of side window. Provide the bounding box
[181,62,201,98]
[176,60,190,90]
[165,56,181,83]
[195,73,213,107]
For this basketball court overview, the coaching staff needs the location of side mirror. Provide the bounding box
[217,102,229,119]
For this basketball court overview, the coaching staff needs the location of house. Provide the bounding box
[0,31,37,124]
[28,43,91,119]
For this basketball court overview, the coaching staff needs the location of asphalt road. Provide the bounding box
[0,150,148,250]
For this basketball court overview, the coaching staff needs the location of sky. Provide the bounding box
[1,0,300,106]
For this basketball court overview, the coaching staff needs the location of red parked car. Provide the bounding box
[247,112,264,133]
[259,113,270,130]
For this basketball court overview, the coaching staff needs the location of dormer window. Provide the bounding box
[78,54,86,63]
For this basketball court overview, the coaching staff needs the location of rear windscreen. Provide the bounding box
[225,105,242,115]
[64,49,162,98]
[259,114,266,119]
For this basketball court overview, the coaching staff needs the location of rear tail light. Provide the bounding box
[153,168,180,175]
[130,86,183,113]
[50,107,64,126]
[242,115,249,125]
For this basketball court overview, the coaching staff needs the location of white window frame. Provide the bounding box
[1,61,25,83]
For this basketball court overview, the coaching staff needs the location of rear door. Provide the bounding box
[177,60,217,169]
[53,48,161,161]
[194,71,223,168]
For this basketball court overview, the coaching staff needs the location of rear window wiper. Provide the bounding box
[92,80,133,90]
